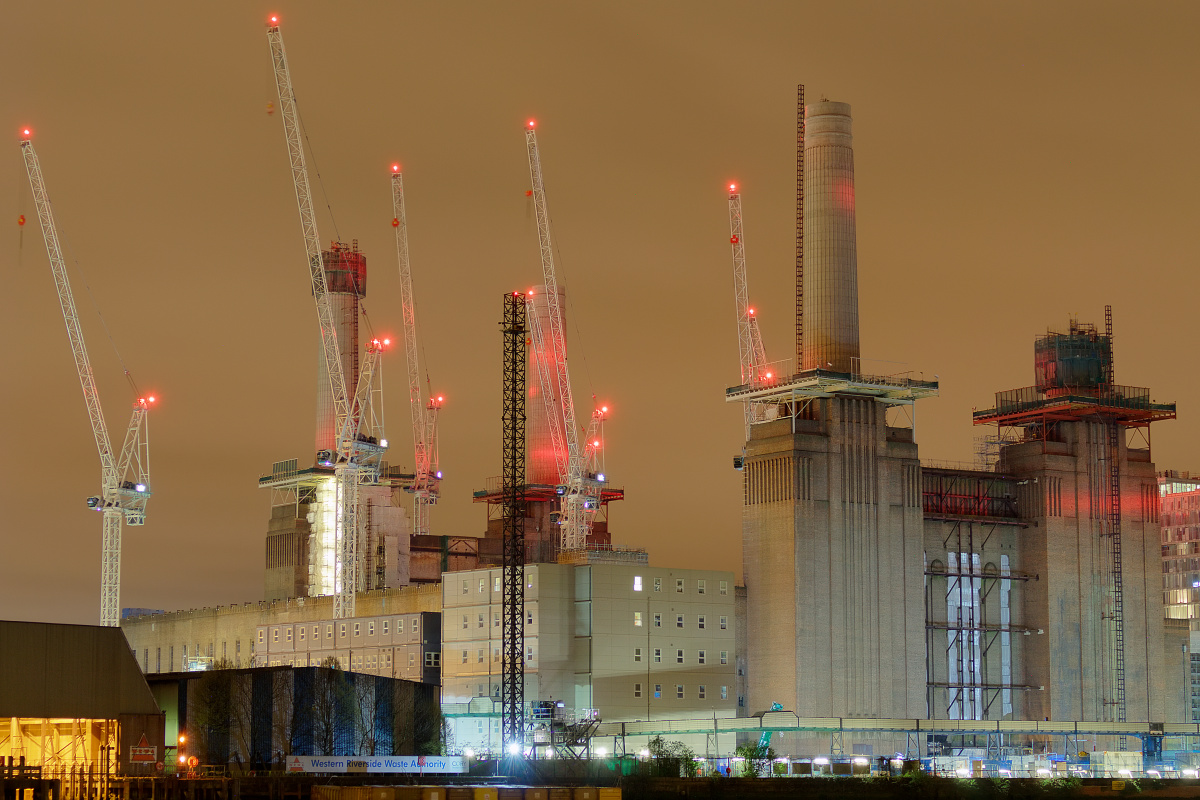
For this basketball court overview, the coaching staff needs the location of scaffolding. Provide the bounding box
[500,292,528,756]
[973,308,1176,730]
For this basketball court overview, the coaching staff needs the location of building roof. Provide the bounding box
[0,620,160,718]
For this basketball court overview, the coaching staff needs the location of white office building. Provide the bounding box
[441,563,738,755]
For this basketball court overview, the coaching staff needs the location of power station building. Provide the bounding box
[730,98,1188,754]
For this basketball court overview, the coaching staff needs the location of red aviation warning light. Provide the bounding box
[21,128,31,139]
[392,217,400,227]
[747,308,755,315]
[268,14,279,24]
[728,183,737,192]
[527,119,536,129]
[18,215,25,227]
[392,164,400,173]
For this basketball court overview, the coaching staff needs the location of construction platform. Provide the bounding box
[974,384,1177,427]
[725,368,939,407]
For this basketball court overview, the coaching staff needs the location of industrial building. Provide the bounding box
[729,96,1188,756]
[0,620,164,788]
[440,563,738,756]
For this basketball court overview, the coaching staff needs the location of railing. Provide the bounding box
[991,384,1156,416]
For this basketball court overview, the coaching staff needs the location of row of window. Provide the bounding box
[632,577,728,595]
[633,613,728,630]
[261,617,421,646]
[634,683,726,700]
[462,647,535,664]
[633,648,728,665]
[462,611,535,629]
[462,576,532,594]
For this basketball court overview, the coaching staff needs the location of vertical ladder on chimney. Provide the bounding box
[795,84,805,373]
[1102,304,1127,739]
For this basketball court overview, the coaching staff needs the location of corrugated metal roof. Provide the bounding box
[0,620,160,718]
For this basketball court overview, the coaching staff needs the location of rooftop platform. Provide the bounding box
[725,367,939,406]
[974,384,1176,427]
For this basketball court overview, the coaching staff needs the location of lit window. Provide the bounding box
[634,683,642,698]
[654,684,662,699]
[698,650,706,664]
[720,650,728,665]
[698,580,706,594]
[676,649,684,664]
[720,581,728,595]
[493,576,501,592]
[721,686,728,700]
[676,579,684,593]
[698,615,706,629]
[634,612,643,627]
[653,613,662,627]
[720,616,728,630]
[634,648,643,662]
[699,685,706,699]
[653,648,662,663]
[676,615,684,628]
[676,685,684,699]
[480,579,486,593]
[634,576,642,591]
[654,578,662,592]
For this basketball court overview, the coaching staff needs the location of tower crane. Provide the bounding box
[728,183,774,440]
[390,166,442,536]
[267,16,388,618]
[21,132,154,628]
[524,121,604,553]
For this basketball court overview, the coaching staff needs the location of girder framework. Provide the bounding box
[501,292,528,755]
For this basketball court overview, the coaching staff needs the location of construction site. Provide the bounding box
[10,9,1200,791]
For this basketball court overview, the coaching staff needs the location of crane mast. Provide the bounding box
[524,123,598,553]
[22,135,152,628]
[268,17,385,618]
[391,168,442,536]
[728,183,772,439]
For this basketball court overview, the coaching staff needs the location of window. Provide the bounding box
[272,628,279,643]
[527,609,534,625]
[493,612,500,628]
[477,684,486,698]
[478,614,485,628]
[721,685,728,700]
[425,651,440,667]
[299,627,306,641]
[676,615,684,628]
[654,577,662,592]
[493,648,500,663]
[653,648,662,663]
[720,650,728,665]
[326,624,333,638]
[634,648,643,662]
[634,576,642,591]
[698,685,706,699]
[462,615,469,630]
[676,685,684,699]
[409,652,416,667]
[526,646,535,663]
[634,683,642,698]
[286,628,293,642]
[313,625,319,639]
[382,620,389,636]
[698,615,706,630]
[462,580,469,594]
[479,578,486,593]
[676,649,684,664]
[676,579,685,593]
[339,623,347,638]
[698,579,706,594]
[477,649,485,663]
[720,616,728,630]
[493,576,501,592]
[461,650,468,664]
[738,696,745,708]
[155,648,161,672]
[720,580,729,595]
[258,630,265,645]
[653,613,662,627]
[654,684,662,699]
[236,639,241,654]
[368,621,375,636]
[698,650,706,664]
[634,612,643,627]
